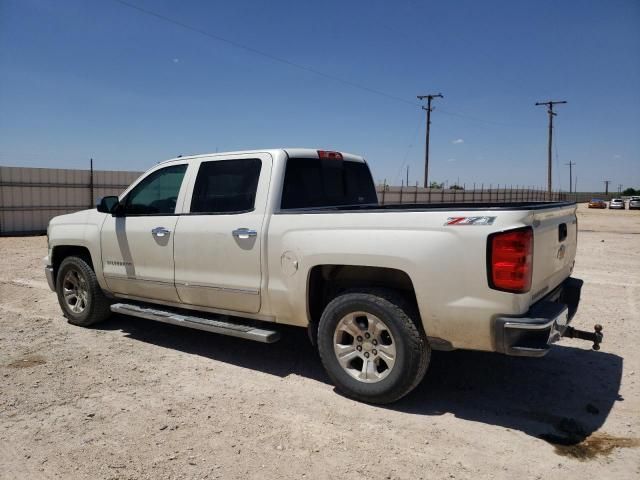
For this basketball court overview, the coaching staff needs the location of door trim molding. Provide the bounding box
[176,282,259,295]
[105,275,260,296]
[104,275,174,286]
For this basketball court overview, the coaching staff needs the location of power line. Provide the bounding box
[112,0,564,139]
[112,0,417,106]
[535,100,567,197]
[417,93,443,188]
[437,108,537,129]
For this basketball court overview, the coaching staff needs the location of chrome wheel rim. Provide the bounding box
[62,269,88,314]
[333,311,397,383]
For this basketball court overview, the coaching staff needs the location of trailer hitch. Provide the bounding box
[563,324,603,350]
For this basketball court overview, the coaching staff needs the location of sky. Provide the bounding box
[1,0,639,192]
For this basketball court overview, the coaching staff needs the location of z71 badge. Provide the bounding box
[445,216,496,226]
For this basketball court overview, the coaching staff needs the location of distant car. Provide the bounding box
[609,198,625,210]
[588,199,607,209]
[629,197,640,210]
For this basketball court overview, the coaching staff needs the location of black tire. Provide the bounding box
[56,255,111,327]
[317,289,430,404]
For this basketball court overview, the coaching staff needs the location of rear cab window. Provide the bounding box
[281,157,377,209]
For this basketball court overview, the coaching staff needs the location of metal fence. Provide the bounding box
[0,166,142,235]
[377,185,563,204]
[376,184,616,205]
[0,165,619,235]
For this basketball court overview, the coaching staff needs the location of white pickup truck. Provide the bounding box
[44,148,602,403]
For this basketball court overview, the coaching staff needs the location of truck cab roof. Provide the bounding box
[160,148,366,165]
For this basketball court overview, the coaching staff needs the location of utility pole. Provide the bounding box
[417,93,443,188]
[604,180,611,195]
[618,184,623,194]
[535,100,567,198]
[406,165,409,188]
[565,161,575,193]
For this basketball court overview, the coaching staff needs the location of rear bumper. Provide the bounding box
[494,277,583,357]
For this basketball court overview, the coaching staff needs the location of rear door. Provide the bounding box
[173,153,271,313]
[530,203,578,299]
[101,163,189,302]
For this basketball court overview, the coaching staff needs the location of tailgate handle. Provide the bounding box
[558,223,567,242]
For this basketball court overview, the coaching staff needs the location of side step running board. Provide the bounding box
[110,303,280,343]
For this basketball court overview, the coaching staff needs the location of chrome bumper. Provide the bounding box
[494,277,583,357]
[45,266,55,291]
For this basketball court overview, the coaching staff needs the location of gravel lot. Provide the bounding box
[1,204,639,479]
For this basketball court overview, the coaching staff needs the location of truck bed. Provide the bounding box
[278,201,575,213]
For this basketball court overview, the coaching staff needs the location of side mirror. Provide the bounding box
[96,196,120,214]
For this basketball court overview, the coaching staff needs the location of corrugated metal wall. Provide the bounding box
[0,166,142,235]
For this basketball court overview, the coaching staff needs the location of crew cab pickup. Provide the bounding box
[44,148,602,403]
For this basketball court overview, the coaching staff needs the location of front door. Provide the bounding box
[101,163,188,302]
[173,155,269,313]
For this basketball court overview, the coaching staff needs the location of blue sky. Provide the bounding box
[1,0,638,191]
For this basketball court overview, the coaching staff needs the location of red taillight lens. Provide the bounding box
[488,227,533,293]
[317,150,343,160]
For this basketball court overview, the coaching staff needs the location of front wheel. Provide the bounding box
[317,290,430,404]
[56,256,111,327]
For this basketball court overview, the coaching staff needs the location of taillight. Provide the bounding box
[487,227,533,293]
[317,150,343,160]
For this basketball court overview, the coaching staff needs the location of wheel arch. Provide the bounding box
[51,245,94,286]
[306,264,422,345]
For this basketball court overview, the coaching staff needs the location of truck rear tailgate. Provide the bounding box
[529,203,578,302]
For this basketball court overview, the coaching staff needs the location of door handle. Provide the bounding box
[152,227,170,237]
[232,228,257,239]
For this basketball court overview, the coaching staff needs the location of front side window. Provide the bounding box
[190,158,262,214]
[124,164,187,215]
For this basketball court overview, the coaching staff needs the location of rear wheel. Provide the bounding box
[317,289,430,404]
[56,256,111,327]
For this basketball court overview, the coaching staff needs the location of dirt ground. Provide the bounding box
[1,204,639,480]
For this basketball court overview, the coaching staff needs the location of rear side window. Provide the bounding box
[124,164,187,215]
[190,158,262,214]
[281,158,377,209]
